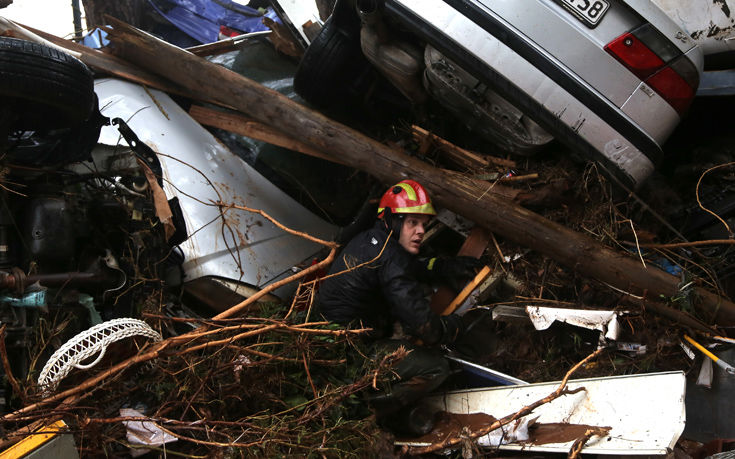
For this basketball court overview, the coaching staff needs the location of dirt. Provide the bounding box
[528,422,611,445]
[398,411,611,447]
[401,411,497,444]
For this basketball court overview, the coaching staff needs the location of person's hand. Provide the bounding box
[431,256,485,292]
[440,313,466,344]
[450,311,499,358]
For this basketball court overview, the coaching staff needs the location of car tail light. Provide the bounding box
[605,24,698,116]
[219,25,242,38]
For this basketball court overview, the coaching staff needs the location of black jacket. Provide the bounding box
[316,221,462,345]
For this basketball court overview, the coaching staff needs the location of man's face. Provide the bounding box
[398,214,431,255]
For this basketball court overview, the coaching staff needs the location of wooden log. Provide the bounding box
[102,18,735,324]
[412,125,516,169]
[189,105,349,166]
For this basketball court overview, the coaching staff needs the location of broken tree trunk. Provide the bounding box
[188,104,350,166]
[103,18,735,324]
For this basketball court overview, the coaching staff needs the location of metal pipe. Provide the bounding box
[26,271,113,287]
[0,268,121,292]
[71,0,83,42]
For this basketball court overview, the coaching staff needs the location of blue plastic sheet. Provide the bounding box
[81,28,109,49]
[147,0,281,44]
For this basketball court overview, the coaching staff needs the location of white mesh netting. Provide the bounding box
[38,318,162,395]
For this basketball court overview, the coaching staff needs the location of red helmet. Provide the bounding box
[377,179,436,218]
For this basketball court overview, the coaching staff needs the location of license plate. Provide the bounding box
[557,0,610,27]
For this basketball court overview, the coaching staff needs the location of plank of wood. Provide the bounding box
[188,105,348,166]
[457,226,493,259]
[441,266,493,316]
[430,226,492,314]
[186,31,271,57]
[262,16,303,58]
[412,125,516,169]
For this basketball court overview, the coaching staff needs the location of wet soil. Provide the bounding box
[398,411,611,447]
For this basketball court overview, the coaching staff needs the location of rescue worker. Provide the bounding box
[316,179,483,436]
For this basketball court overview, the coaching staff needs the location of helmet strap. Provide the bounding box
[381,209,404,239]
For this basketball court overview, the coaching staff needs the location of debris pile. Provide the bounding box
[0,3,734,458]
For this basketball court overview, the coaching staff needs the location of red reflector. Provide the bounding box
[606,31,697,116]
[604,32,664,80]
[646,67,695,115]
[219,25,242,38]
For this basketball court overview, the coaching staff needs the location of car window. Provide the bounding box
[208,39,373,226]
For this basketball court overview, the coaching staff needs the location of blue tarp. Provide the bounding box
[81,28,109,49]
[148,0,281,44]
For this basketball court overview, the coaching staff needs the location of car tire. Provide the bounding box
[0,37,95,130]
[293,14,369,108]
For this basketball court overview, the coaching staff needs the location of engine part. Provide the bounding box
[23,196,77,267]
[0,259,126,295]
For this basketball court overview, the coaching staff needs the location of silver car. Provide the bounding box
[295,0,703,189]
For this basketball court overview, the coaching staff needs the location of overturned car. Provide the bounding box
[294,0,703,189]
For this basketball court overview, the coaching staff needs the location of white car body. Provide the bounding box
[95,78,337,300]
[652,0,735,58]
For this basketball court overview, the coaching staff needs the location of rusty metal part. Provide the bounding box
[0,263,124,294]
[0,267,26,294]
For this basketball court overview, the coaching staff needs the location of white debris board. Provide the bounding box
[400,371,686,455]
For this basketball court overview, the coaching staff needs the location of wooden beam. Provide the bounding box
[189,105,349,166]
[441,266,493,316]
[430,226,492,314]
[411,125,516,169]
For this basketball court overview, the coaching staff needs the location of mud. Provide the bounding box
[400,412,497,444]
[529,422,611,445]
[399,412,611,447]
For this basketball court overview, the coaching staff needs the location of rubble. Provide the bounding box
[99,15,735,324]
[0,2,734,458]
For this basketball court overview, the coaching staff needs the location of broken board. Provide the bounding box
[397,371,686,455]
[430,226,492,314]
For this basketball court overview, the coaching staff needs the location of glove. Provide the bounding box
[439,313,466,344]
[450,310,499,358]
[428,256,485,292]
